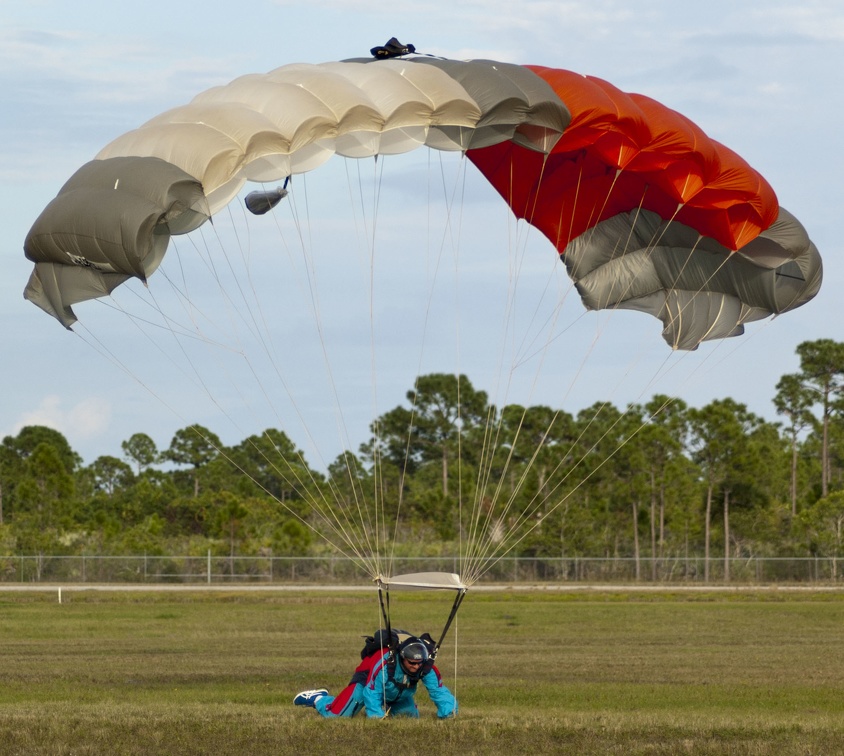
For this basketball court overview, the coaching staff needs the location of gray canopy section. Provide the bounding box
[24,156,209,328]
[23,59,570,329]
[562,207,823,350]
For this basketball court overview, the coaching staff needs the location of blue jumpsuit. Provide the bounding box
[314,649,457,719]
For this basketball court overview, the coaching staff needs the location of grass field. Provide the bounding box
[1,587,843,755]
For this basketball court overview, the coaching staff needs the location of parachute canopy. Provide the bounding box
[23,53,821,349]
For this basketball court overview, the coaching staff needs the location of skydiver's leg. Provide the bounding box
[387,696,420,718]
[315,683,365,718]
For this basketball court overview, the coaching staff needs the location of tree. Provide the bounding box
[774,373,815,516]
[121,433,159,475]
[799,491,844,578]
[640,395,689,579]
[212,491,250,571]
[688,400,784,582]
[688,400,746,582]
[229,429,319,505]
[88,456,134,497]
[366,373,489,497]
[164,425,223,497]
[570,402,639,562]
[795,339,844,498]
[3,426,81,473]
[1,426,80,524]
[0,444,13,525]
[14,442,75,543]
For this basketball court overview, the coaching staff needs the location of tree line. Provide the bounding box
[2,338,844,578]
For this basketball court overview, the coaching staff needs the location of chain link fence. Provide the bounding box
[0,554,842,585]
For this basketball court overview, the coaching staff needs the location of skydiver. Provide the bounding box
[293,632,457,719]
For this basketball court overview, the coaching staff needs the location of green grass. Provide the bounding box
[1,588,843,754]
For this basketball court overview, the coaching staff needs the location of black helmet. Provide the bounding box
[400,641,429,665]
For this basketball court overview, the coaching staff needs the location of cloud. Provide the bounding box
[12,395,112,442]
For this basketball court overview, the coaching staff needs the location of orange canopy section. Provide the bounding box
[467,65,778,252]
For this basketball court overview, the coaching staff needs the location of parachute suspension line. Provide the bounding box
[457,152,583,583]
[345,155,384,572]
[469,329,730,583]
[468,401,652,581]
[136,257,247,426]
[236,175,391,573]
[458,154,541,579]
[77,308,377,573]
[365,154,393,579]
[207,173,382,573]
[505,156,609,372]
[73,319,195,425]
[467,343,667,581]
[481,288,773,578]
[460,174,713,582]
[452,149,539,579]
[465,156,704,583]
[467,159,620,579]
[197,204,314,434]
[476,159,593,546]
[472,232,782,582]
[204,194,385,573]
[463,416,553,584]
[643,204,763,354]
[323,158,390,574]
[377,150,474,579]
[275,169,389,574]
[448,154,473,582]
[601,190,650,316]
[329,156,393,579]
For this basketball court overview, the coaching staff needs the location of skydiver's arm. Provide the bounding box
[362,666,389,718]
[422,665,457,718]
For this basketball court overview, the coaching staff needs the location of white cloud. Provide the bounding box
[13,395,111,442]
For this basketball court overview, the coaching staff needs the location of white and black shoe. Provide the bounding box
[293,688,329,707]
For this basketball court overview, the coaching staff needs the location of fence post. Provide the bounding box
[207,549,211,585]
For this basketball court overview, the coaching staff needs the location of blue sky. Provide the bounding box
[3,0,843,466]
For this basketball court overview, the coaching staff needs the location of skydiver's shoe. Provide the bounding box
[293,688,329,707]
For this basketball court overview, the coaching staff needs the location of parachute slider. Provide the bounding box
[245,186,289,215]
[375,572,467,591]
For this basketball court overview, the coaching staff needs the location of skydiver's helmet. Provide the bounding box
[399,640,429,677]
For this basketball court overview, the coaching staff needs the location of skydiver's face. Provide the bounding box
[401,657,423,674]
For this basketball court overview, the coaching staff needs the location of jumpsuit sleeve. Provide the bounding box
[422,665,457,719]
[362,663,389,718]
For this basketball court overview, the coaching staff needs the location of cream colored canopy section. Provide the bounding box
[95,59,570,213]
[24,58,569,327]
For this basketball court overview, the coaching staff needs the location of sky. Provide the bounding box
[2,0,843,467]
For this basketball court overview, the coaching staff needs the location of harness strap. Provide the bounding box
[377,587,392,648]
[432,588,467,659]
